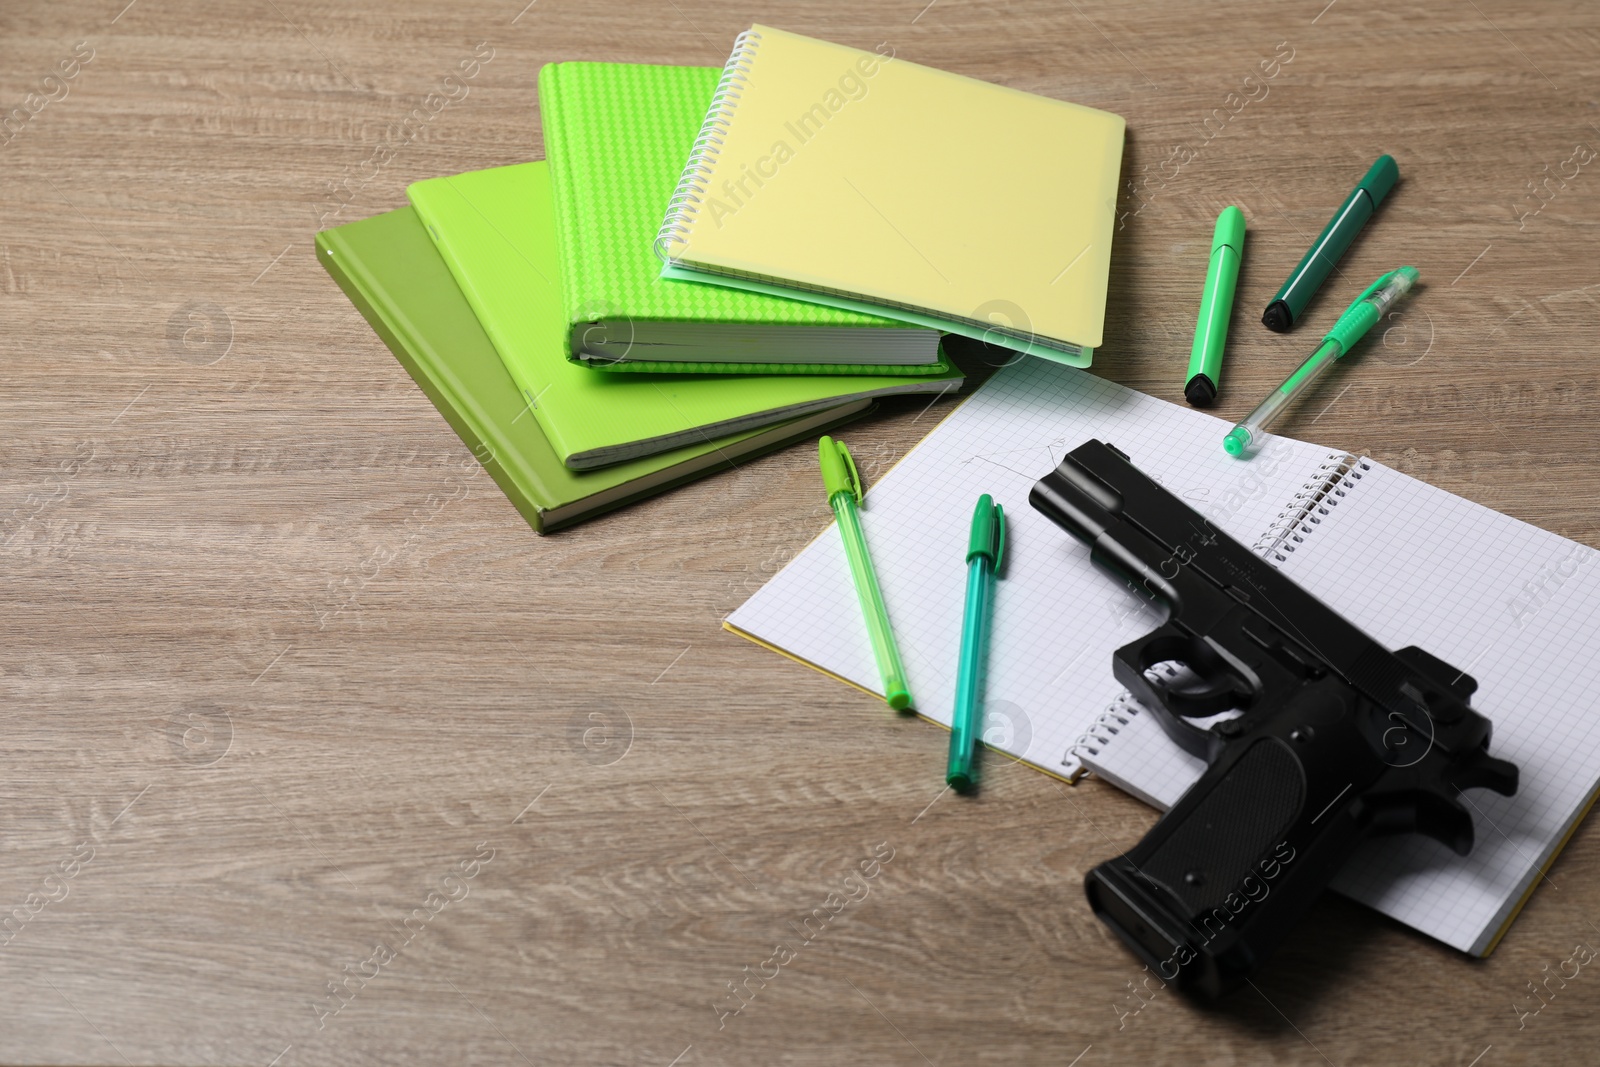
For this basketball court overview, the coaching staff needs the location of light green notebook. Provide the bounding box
[317,205,871,533]
[407,161,963,469]
[536,61,943,373]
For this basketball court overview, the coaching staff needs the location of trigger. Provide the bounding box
[1149,664,1245,718]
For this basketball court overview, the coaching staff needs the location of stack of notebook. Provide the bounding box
[316,26,1125,531]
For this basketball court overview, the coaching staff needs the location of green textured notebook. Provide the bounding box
[407,161,963,469]
[537,61,943,373]
[316,205,871,532]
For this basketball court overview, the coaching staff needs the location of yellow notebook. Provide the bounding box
[656,26,1126,367]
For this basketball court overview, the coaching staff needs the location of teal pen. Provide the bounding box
[947,494,1005,793]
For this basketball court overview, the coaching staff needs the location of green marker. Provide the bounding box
[819,436,912,711]
[1262,155,1400,333]
[947,494,1005,793]
[1185,206,1246,407]
[1225,267,1419,457]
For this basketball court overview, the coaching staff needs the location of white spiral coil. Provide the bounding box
[1251,452,1369,563]
[653,29,763,263]
[1070,662,1191,763]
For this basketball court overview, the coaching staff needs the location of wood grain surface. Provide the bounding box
[3,0,1599,1063]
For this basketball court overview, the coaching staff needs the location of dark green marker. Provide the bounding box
[1262,155,1399,333]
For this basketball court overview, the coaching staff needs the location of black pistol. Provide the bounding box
[1030,440,1517,998]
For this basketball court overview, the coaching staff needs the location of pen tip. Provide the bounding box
[1185,375,1217,407]
[1261,301,1292,333]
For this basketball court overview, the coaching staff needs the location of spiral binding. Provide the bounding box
[1066,662,1191,774]
[1251,452,1370,563]
[1071,693,1138,764]
[653,29,764,263]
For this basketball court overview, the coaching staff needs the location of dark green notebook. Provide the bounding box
[316,206,871,533]
[538,61,944,373]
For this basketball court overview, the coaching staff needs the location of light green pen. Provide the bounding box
[819,436,913,711]
[1224,267,1420,457]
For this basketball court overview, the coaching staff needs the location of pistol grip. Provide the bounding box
[1085,736,1321,998]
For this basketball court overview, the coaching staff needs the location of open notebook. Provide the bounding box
[728,358,1600,956]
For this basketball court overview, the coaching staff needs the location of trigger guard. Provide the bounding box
[1112,629,1248,762]
[1115,628,1247,719]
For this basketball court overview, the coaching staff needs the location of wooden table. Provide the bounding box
[3,0,1598,1062]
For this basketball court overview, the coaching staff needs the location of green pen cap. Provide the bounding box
[818,435,862,503]
[1357,154,1401,203]
[1212,204,1247,255]
[966,494,1006,568]
[1184,206,1246,407]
